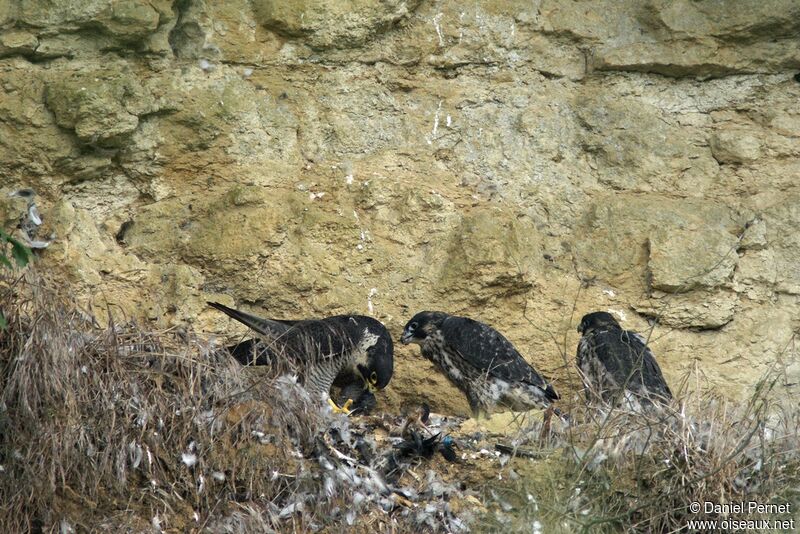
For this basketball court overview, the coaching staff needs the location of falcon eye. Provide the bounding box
[410,322,418,330]
[370,371,378,384]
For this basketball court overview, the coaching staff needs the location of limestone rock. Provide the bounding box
[439,208,543,304]
[252,0,422,49]
[762,196,800,295]
[18,0,170,44]
[575,94,719,193]
[647,227,739,293]
[0,31,38,57]
[634,290,737,329]
[44,71,152,147]
[100,0,161,41]
[739,218,768,251]
[574,194,740,290]
[734,249,778,300]
[710,130,762,164]
[591,0,800,77]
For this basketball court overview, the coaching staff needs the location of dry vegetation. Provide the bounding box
[1,269,798,533]
[0,271,470,532]
[478,359,800,532]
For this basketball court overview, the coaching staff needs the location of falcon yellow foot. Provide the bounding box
[328,397,354,415]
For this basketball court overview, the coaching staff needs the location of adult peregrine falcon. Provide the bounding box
[400,311,558,418]
[208,302,393,413]
[576,311,672,410]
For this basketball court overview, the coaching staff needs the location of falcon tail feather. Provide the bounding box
[207,301,289,337]
[543,383,559,401]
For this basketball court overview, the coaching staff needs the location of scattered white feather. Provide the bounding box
[181,452,197,467]
[128,441,143,469]
[367,288,378,315]
[432,13,444,46]
[609,308,627,322]
[278,502,304,519]
[28,205,42,225]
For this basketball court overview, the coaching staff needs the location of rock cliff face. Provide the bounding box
[2,0,798,414]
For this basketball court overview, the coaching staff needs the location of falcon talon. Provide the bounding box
[327,398,353,415]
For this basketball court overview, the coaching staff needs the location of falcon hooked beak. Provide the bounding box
[400,319,422,345]
[356,364,379,393]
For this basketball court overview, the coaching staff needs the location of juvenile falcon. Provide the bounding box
[208,302,393,413]
[576,311,672,410]
[400,311,558,418]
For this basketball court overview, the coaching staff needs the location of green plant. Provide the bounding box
[0,228,32,329]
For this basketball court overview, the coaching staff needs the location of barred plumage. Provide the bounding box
[401,311,558,418]
[209,302,393,409]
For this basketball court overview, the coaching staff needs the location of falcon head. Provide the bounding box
[399,311,448,345]
[577,311,620,334]
[355,326,394,392]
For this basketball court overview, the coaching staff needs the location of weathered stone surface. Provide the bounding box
[739,218,768,250]
[439,208,542,304]
[574,195,741,289]
[575,93,719,193]
[710,130,762,164]
[0,0,798,409]
[0,31,38,57]
[18,0,169,41]
[648,227,739,293]
[252,0,422,50]
[589,0,800,77]
[761,196,800,295]
[634,290,738,329]
[44,71,148,147]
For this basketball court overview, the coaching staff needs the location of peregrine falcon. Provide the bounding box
[208,302,393,413]
[400,311,558,418]
[576,311,672,410]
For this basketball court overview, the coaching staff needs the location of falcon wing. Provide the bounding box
[591,329,671,401]
[225,338,275,366]
[439,316,558,400]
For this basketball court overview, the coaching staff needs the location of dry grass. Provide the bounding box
[479,369,800,533]
[0,270,468,533]
[0,270,326,531]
